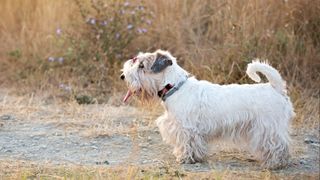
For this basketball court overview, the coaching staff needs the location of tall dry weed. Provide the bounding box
[0,0,319,127]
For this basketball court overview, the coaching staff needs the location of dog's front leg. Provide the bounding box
[173,128,208,164]
[157,113,208,164]
[156,113,174,145]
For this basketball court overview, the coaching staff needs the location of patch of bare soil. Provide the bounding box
[0,90,319,178]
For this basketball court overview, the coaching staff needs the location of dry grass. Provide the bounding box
[143,0,320,128]
[0,0,78,57]
[146,0,320,82]
[0,0,80,97]
[0,89,154,138]
[0,0,318,128]
[1,160,318,180]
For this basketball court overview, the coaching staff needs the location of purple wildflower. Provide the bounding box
[127,24,134,30]
[142,28,147,33]
[90,18,96,25]
[48,57,55,62]
[58,57,64,63]
[120,9,126,14]
[56,28,62,36]
[64,86,72,92]
[59,83,72,92]
[136,5,144,11]
[146,19,152,25]
[115,33,120,39]
[137,28,147,34]
[86,18,96,25]
[100,20,108,26]
[124,1,130,7]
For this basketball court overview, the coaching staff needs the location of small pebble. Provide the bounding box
[138,143,148,148]
[5,149,12,153]
[299,160,307,165]
[32,136,41,140]
[1,115,14,120]
[103,160,109,165]
[53,132,63,136]
[195,163,201,168]
[304,137,320,144]
[95,160,109,165]
[142,160,149,164]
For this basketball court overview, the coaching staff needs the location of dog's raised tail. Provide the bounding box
[246,60,286,94]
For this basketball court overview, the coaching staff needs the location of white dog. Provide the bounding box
[120,50,295,169]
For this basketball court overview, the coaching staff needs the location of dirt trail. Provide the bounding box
[0,91,319,176]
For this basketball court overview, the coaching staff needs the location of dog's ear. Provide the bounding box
[151,53,173,73]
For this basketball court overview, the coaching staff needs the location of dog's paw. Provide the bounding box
[176,157,196,164]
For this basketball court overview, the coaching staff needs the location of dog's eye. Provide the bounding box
[139,62,144,69]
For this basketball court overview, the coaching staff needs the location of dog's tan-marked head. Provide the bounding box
[120,49,179,102]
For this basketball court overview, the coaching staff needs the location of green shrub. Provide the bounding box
[71,0,152,62]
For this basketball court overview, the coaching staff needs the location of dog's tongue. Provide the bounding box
[123,90,132,103]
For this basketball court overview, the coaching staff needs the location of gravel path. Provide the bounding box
[0,91,319,176]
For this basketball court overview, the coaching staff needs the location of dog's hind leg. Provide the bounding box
[248,121,290,169]
[259,134,290,169]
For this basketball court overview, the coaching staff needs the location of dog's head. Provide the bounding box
[121,50,186,102]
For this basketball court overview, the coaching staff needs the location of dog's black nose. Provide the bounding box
[120,74,125,80]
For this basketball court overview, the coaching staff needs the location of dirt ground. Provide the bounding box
[0,89,319,179]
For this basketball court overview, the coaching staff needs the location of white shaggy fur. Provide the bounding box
[121,50,295,169]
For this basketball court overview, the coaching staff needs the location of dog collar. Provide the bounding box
[158,78,188,101]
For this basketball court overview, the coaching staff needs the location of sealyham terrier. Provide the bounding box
[120,50,295,169]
